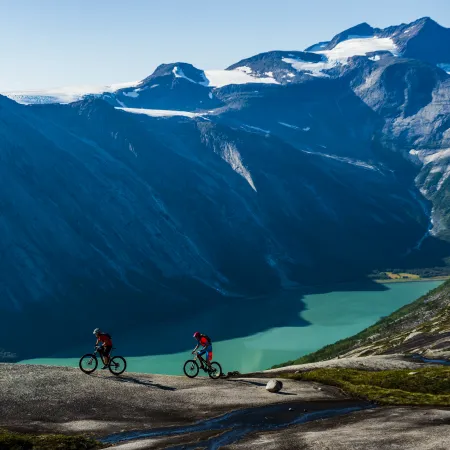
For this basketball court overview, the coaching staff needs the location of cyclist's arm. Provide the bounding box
[193,343,200,353]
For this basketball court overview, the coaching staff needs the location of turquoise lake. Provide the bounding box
[20,281,443,374]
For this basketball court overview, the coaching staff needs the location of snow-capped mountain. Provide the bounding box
[307,17,450,65]
[2,17,450,359]
[6,17,450,107]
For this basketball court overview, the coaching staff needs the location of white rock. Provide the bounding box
[266,379,283,393]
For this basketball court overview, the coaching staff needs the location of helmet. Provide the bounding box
[93,328,101,335]
[193,331,200,339]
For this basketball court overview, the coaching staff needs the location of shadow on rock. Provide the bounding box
[106,375,177,391]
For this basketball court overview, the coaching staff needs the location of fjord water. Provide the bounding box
[20,281,442,374]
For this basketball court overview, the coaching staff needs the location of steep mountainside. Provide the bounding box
[1,17,450,359]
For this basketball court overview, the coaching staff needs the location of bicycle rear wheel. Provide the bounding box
[109,356,127,375]
[79,354,98,374]
[183,359,199,378]
[208,362,222,379]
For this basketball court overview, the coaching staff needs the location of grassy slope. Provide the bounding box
[285,367,450,406]
[272,279,450,368]
[0,430,101,450]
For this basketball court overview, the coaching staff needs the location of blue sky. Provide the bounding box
[1,0,449,91]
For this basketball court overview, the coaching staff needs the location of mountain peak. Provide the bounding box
[320,22,375,51]
[414,16,439,27]
[392,16,450,64]
[143,63,207,85]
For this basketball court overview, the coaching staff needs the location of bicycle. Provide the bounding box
[79,346,127,376]
[183,353,222,379]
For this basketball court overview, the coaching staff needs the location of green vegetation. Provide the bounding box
[370,267,450,281]
[284,367,450,406]
[386,272,420,280]
[272,279,450,368]
[0,429,101,450]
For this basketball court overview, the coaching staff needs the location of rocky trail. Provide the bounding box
[1,358,450,449]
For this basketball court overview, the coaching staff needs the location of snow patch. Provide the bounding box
[285,37,397,78]
[282,58,332,78]
[172,66,199,84]
[242,124,270,134]
[369,55,381,62]
[123,90,139,98]
[208,92,213,99]
[317,37,398,60]
[235,66,253,74]
[3,80,140,105]
[150,84,159,89]
[302,149,379,171]
[203,70,279,88]
[278,122,299,129]
[116,107,203,118]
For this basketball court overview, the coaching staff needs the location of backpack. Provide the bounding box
[102,333,112,340]
[201,334,211,344]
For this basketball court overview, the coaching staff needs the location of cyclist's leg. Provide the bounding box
[197,349,207,368]
[98,347,106,365]
[103,346,112,366]
[205,346,213,368]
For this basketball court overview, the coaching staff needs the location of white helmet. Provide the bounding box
[93,328,101,335]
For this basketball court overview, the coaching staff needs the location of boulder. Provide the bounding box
[266,379,283,393]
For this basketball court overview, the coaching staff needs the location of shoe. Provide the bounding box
[101,365,108,370]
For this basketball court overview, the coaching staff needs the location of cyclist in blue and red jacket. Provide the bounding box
[192,331,213,368]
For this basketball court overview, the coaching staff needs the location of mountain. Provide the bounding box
[103,63,223,111]
[308,17,450,66]
[226,51,325,84]
[1,17,450,360]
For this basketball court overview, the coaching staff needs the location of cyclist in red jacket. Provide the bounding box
[93,328,112,369]
[192,331,213,369]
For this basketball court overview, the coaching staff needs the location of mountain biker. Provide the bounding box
[93,328,112,369]
[192,331,212,369]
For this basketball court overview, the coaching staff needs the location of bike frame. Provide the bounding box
[194,353,209,371]
[93,346,115,366]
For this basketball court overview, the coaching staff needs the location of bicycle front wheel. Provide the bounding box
[79,354,98,374]
[183,359,199,378]
[208,362,222,379]
[109,356,127,376]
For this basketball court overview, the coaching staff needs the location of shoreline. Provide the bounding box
[373,276,449,284]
